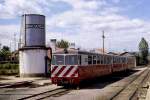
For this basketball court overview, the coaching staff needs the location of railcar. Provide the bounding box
[51,50,136,86]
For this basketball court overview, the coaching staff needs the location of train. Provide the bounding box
[50,49,136,86]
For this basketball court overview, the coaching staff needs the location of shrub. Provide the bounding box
[0,63,19,75]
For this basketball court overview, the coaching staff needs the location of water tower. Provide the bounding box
[19,14,48,77]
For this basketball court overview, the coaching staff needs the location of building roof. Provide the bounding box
[107,52,119,55]
[119,52,137,57]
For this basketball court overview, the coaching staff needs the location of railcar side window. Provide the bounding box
[118,57,120,63]
[88,55,92,64]
[113,57,116,63]
[97,56,100,64]
[65,55,78,65]
[107,56,109,64]
[108,56,111,64]
[122,58,124,63]
[104,56,107,64]
[93,55,97,64]
[52,55,64,65]
[100,55,104,64]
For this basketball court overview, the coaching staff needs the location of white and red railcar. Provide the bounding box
[51,50,136,86]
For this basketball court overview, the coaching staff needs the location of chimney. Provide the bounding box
[50,39,56,52]
[69,43,75,49]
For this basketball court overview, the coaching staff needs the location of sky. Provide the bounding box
[0,0,150,52]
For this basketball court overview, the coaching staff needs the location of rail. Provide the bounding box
[18,87,71,100]
[110,68,150,100]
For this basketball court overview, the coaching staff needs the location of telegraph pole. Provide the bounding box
[14,33,16,51]
[0,42,1,50]
[102,30,105,54]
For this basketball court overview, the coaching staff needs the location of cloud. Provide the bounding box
[46,0,150,51]
[0,24,19,50]
[0,0,51,19]
[0,0,150,52]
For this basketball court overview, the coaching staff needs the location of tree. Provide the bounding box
[139,37,149,65]
[56,39,69,49]
[2,46,10,51]
[0,46,11,61]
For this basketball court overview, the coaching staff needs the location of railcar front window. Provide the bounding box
[65,55,78,65]
[52,55,64,65]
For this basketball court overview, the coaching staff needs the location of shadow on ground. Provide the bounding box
[79,69,139,89]
[63,69,139,90]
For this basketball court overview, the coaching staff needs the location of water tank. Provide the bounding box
[21,14,45,47]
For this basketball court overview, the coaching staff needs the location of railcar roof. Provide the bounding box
[52,49,127,58]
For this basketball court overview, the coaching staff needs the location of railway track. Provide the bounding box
[110,68,150,100]
[136,67,150,100]
[18,87,71,100]
[0,81,33,88]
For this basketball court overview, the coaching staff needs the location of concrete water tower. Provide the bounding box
[19,14,48,77]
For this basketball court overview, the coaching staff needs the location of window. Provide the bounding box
[122,58,124,63]
[88,55,92,64]
[113,57,116,63]
[122,58,126,63]
[93,55,97,64]
[107,56,111,64]
[52,55,64,65]
[97,55,100,64]
[100,55,104,64]
[65,55,78,65]
[117,57,119,63]
[107,56,110,64]
[104,56,107,64]
[118,57,120,63]
[120,58,122,63]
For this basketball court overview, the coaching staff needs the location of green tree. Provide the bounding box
[139,37,149,65]
[2,46,10,51]
[56,39,69,49]
[0,46,11,61]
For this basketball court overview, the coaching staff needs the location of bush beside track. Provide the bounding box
[0,63,19,75]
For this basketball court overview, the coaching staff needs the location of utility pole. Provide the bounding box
[102,30,105,54]
[14,33,16,51]
[0,43,1,50]
[10,42,12,52]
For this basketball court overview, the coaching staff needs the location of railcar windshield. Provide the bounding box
[52,54,78,65]
[52,55,64,65]
[65,55,78,65]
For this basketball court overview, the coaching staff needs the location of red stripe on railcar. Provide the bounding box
[63,66,74,77]
[51,66,58,74]
[55,66,66,77]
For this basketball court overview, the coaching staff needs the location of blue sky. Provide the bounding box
[0,0,150,52]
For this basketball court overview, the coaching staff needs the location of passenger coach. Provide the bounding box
[51,49,136,86]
